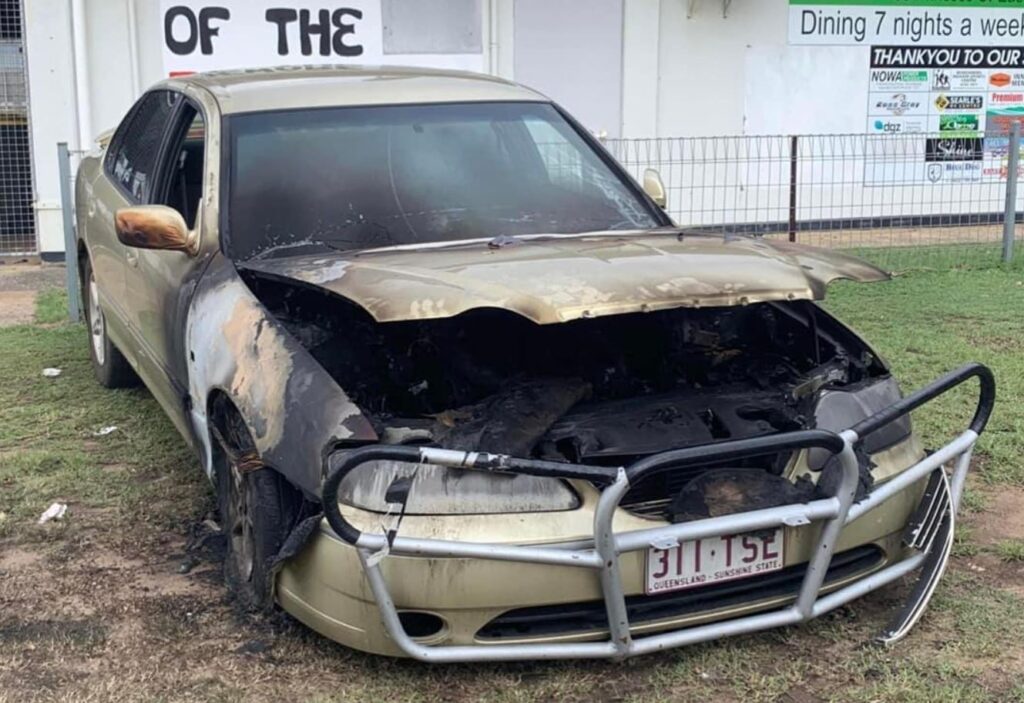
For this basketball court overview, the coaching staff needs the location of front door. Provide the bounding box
[123,99,210,441]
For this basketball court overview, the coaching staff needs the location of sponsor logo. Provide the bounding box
[986,108,1024,136]
[925,137,985,162]
[939,114,980,133]
[933,70,951,90]
[934,94,984,111]
[870,69,928,85]
[875,93,922,115]
[990,72,1013,88]
[871,118,925,134]
[925,162,983,184]
[990,92,1024,105]
[948,70,987,90]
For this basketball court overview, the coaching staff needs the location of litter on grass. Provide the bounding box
[38,503,68,525]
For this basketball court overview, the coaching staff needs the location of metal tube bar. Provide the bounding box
[613,498,840,554]
[812,551,927,618]
[630,606,804,656]
[795,438,860,617]
[348,532,604,569]
[845,431,976,523]
[948,443,975,513]
[593,469,633,657]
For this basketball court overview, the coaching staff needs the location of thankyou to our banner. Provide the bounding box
[790,0,1024,45]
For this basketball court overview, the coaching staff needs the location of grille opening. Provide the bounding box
[398,611,446,639]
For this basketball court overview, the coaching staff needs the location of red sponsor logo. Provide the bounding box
[990,72,1013,88]
[992,93,1024,104]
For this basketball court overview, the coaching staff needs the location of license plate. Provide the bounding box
[645,529,785,595]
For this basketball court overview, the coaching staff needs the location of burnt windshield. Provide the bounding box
[225,102,662,259]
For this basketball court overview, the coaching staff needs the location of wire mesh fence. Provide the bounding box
[604,132,1024,272]
[0,0,34,256]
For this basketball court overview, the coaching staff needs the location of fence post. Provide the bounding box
[57,142,81,322]
[1003,124,1021,264]
[788,135,798,243]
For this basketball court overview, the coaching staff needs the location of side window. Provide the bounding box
[159,107,206,229]
[105,91,181,202]
[524,117,587,194]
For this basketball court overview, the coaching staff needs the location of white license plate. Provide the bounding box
[645,529,785,595]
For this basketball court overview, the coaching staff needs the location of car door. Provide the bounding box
[122,98,212,441]
[87,90,182,363]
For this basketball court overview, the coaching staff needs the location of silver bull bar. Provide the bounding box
[321,363,995,662]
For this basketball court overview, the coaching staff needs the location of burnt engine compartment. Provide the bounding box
[245,274,885,518]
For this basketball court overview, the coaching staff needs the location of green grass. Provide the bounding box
[34,288,69,325]
[0,291,204,539]
[824,265,1024,484]
[4,269,1024,702]
[994,539,1024,563]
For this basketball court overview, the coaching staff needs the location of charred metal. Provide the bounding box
[242,272,894,520]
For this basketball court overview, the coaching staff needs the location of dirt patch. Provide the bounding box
[0,263,65,293]
[966,485,1024,546]
[0,290,36,327]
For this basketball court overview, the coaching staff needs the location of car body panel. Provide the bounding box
[185,257,376,497]
[239,233,889,325]
[186,65,546,114]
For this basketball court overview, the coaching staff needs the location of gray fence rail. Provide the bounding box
[603,129,1024,271]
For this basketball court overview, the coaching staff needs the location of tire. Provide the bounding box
[214,425,299,611]
[82,256,137,388]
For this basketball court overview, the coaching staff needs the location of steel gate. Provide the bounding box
[0,0,34,256]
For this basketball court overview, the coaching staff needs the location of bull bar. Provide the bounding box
[321,363,995,662]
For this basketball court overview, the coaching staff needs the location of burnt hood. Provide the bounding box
[237,231,889,325]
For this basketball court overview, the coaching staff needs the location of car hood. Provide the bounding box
[237,231,889,325]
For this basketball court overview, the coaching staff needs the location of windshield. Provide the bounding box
[225,101,662,259]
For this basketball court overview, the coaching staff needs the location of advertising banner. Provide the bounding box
[790,0,1024,46]
[864,44,1024,183]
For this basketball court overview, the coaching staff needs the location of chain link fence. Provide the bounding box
[0,0,35,256]
[604,131,1024,272]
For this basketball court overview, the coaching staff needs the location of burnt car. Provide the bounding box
[75,66,993,661]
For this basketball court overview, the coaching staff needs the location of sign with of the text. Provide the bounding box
[160,1,383,75]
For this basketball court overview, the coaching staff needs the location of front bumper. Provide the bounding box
[303,364,992,662]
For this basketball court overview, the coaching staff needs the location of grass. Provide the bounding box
[994,540,1024,563]
[824,264,1024,484]
[3,266,1024,702]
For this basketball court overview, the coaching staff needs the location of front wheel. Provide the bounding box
[216,440,299,611]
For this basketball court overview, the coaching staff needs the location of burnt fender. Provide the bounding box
[186,256,376,499]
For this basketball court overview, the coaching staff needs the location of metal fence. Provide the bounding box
[0,0,34,256]
[604,131,1024,272]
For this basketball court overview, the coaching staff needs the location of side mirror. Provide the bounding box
[115,205,197,255]
[642,168,667,209]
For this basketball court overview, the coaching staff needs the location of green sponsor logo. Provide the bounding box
[940,114,981,134]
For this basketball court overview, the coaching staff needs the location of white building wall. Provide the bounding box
[23,0,829,255]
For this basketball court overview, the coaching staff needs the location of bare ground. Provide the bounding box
[5,264,1024,701]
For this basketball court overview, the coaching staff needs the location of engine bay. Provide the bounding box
[245,274,888,518]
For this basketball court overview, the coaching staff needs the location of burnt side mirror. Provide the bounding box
[115,205,197,255]
[642,168,667,209]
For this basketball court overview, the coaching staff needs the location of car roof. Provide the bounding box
[168,65,549,115]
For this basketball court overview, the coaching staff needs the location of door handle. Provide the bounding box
[126,250,139,267]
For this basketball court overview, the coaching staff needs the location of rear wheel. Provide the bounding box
[82,257,137,388]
